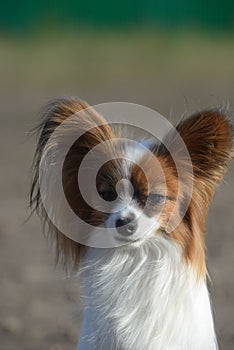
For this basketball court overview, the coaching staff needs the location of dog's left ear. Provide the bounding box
[157,109,233,276]
[158,108,233,197]
[175,109,233,187]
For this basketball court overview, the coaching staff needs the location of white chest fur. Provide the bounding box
[77,237,217,350]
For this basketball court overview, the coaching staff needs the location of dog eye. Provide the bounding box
[99,190,117,202]
[147,193,165,205]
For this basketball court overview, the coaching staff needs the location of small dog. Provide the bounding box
[30,98,233,350]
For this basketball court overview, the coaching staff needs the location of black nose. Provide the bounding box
[115,215,138,236]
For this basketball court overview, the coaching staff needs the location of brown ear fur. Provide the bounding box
[176,108,233,185]
[171,109,233,276]
[30,97,114,272]
[158,109,234,276]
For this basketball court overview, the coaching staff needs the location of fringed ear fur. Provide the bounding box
[156,108,233,277]
[30,97,114,272]
[176,108,233,186]
[176,108,233,240]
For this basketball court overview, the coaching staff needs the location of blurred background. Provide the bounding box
[0,1,234,349]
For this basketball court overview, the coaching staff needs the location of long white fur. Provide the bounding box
[76,140,217,350]
[77,236,217,350]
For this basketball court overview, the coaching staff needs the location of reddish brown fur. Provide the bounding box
[30,98,114,270]
[157,110,234,277]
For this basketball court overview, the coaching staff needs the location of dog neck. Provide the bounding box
[77,237,217,350]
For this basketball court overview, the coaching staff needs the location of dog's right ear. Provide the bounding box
[30,97,114,271]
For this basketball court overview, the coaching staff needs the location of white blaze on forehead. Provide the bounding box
[116,178,134,199]
[123,139,152,164]
[119,139,154,187]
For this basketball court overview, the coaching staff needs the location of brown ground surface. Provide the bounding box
[0,32,234,350]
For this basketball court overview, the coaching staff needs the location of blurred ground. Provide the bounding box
[0,30,234,350]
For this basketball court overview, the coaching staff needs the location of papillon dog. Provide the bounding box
[30,98,233,350]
